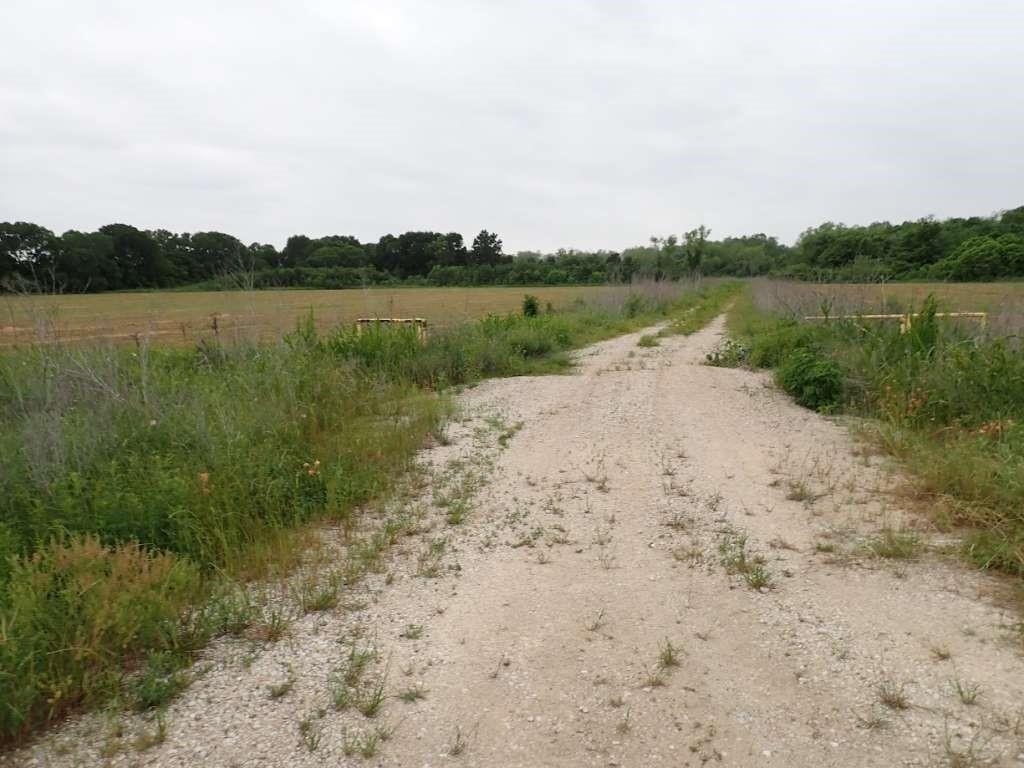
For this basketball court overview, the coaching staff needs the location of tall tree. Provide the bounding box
[470,230,503,266]
[99,224,168,287]
[683,225,710,275]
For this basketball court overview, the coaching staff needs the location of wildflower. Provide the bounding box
[149,419,157,427]
[198,472,211,495]
[307,459,321,477]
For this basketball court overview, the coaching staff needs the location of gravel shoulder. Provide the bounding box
[7,315,1024,767]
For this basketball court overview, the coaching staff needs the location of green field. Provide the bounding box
[0,286,619,347]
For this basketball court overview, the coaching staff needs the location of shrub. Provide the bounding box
[776,347,843,411]
[0,538,201,739]
[522,294,539,317]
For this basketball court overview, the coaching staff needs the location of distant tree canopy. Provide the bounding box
[2,206,1023,292]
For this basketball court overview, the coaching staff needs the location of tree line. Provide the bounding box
[2,205,1023,292]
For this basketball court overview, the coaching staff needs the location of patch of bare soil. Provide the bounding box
[8,316,1024,767]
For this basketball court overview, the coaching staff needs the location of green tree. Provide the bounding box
[683,225,710,275]
[470,230,503,266]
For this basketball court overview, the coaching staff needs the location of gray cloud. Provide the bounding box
[2,0,1022,252]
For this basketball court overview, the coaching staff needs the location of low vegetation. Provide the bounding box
[0,280,737,744]
[714,281,1024,579]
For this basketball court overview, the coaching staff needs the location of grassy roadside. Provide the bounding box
[0,281,738,744]
[713,284,1024,580]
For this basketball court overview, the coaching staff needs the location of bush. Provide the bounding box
[776,347,843,411]
[522,294,539,317]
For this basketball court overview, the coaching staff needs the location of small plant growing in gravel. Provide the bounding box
[131,652,190,711]
[294,574,339,613]
[658,639,682,669]
[743,564,773,590]
[854,710,888,731]
[930,645,952,661]
[299,714,322,752]
[448,725,468,756]
[616,705,633,734]
[268,668,296,700]
[637,334,660,348]
[400,624,424,640]
[644,670,667,688]
[399,686,428,703]
[132,714,168,752]
[876,679,910,710]
[867,529,921,560]
[785,479,814,502]
[951,678,981,705]
[705,338,749,367]
[587,608,607,632]
[259,609,290,642]
[357,669,389,717]
[416,537,447,578]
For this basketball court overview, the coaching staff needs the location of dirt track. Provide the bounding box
[10,316,1024,767]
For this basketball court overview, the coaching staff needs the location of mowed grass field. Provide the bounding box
[0,285,617,347]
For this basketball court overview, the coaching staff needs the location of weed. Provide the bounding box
[942,719,994,768]
[587,608,607,632]
[785,479,815,502]
[877,679,910,710]
[357,669,388,718]
[497,421,524,447]
[951,678,981,705]
[644,671,667,688]
[294,574,339,614]
[637,334,660,348]
[597,548,617,570]
[257,609,290,642]
[448,725,468,756]
[665,512,689,530]
[616,706,633,734]
[717,528,771,589]
[416,538,447,578]
[131,652,190,712]
[132,714,168,751]
[400,624,424,640]
[268,669,296,700]
[298,714,321,753]
[854,711,888,730]
[743,564,774,590]
[658,639,682,669]
[399,686,428,703]
[931,645,953,661]
[672,545,704,566]
[867,529,921,560]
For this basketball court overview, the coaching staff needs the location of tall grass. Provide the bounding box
[722,282,1024,577]
[0,280,736,743]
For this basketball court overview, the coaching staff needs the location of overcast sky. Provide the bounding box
[2,1,1022,252]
